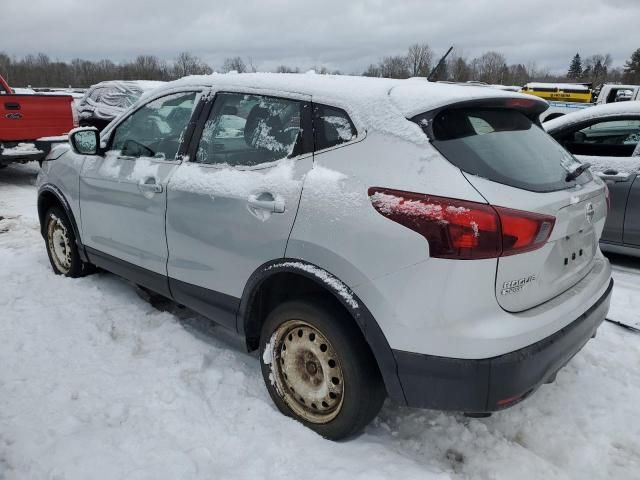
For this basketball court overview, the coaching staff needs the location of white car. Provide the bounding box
[37,74,612,439]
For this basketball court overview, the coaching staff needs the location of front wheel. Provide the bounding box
[44,206,94,277]
[260,300,386,440]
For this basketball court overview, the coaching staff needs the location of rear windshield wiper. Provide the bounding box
[566,162,591,182]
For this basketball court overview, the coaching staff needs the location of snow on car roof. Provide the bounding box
[544,101,640,132]
[161,73,541,142]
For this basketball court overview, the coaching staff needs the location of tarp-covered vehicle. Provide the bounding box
[77,80,165,130]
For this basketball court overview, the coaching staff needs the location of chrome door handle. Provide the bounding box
[247,194,285,213]
[138,178,163,193]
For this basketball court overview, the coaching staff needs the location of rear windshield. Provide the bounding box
[417,108,589,192]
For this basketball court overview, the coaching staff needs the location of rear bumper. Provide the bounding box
[393,278,613,412]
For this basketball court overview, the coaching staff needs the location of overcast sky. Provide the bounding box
[2,0,639,74]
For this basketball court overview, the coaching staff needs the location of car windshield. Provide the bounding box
[415,108,590,192]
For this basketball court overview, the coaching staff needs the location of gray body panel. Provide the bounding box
[79,153,180,276]
[166,156,313,298]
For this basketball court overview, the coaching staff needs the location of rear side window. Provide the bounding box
[313,104,356,151]
[195,92,305,167]
[418,108,587,192]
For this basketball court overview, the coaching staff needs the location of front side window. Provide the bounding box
[313,104,356,151]
[195,92,303,166]
[110,91,198,160]
[558,118,640,158]
[417,108,586,192]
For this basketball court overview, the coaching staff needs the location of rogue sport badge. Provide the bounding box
[501,275,537,295]
[585,202,595,224]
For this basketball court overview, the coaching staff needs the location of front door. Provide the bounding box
[79,90,201,293]
[166,90,313,328]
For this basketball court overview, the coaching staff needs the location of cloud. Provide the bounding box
[2,0,638,74]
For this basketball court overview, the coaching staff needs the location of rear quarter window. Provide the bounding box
[416,108,589,193]
[313,104,357,151]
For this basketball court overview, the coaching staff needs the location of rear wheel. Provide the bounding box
[44,206,94,277]
[260,300,385,440]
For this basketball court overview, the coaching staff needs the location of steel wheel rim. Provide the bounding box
[47,215,71,273]
[271,320,345,424]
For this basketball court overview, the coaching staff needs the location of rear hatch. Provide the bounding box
[414,104,608,312]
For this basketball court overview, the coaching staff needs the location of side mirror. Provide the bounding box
[69,128,100,155]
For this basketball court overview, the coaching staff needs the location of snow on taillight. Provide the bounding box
[604,184,611,212]
[368,188,555,260]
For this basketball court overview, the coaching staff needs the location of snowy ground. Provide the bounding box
[1,162,639,480]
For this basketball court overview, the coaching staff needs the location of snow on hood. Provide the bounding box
[544,101,640,132]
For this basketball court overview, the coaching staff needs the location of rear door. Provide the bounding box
[165,90,313,328]
[423,107,607,312]
[79,89,202,293]
[553,117,640,244]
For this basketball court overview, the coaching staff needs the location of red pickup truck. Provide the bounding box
[1,74,77,167]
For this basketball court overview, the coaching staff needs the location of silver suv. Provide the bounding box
[37,74,613,440]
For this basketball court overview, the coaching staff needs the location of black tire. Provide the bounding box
[259,299,386,440]
[44,206,95,278]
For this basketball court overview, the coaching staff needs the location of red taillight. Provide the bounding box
[495,206,555,256]
[369,188,555,260]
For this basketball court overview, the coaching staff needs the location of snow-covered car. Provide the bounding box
[36,74,613,440]
[77,80,165,130]
[545,102,640,257]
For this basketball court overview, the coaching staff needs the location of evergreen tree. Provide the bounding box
[567,53,583,79]
[623,48,640,83]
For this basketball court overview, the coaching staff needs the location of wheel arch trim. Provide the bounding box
[37,184,88,262]
[237,258,407,404]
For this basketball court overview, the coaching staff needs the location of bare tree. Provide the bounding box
[246,57,257,73]
[406,43,433,77]
[222,57,247,73]
[472,51,507,84]
[379,55,410,79]
[583,53,613,85]
[362,63,382,77]
[173,52,212,78]
[275,65,300,73]
[448,55,471,82]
